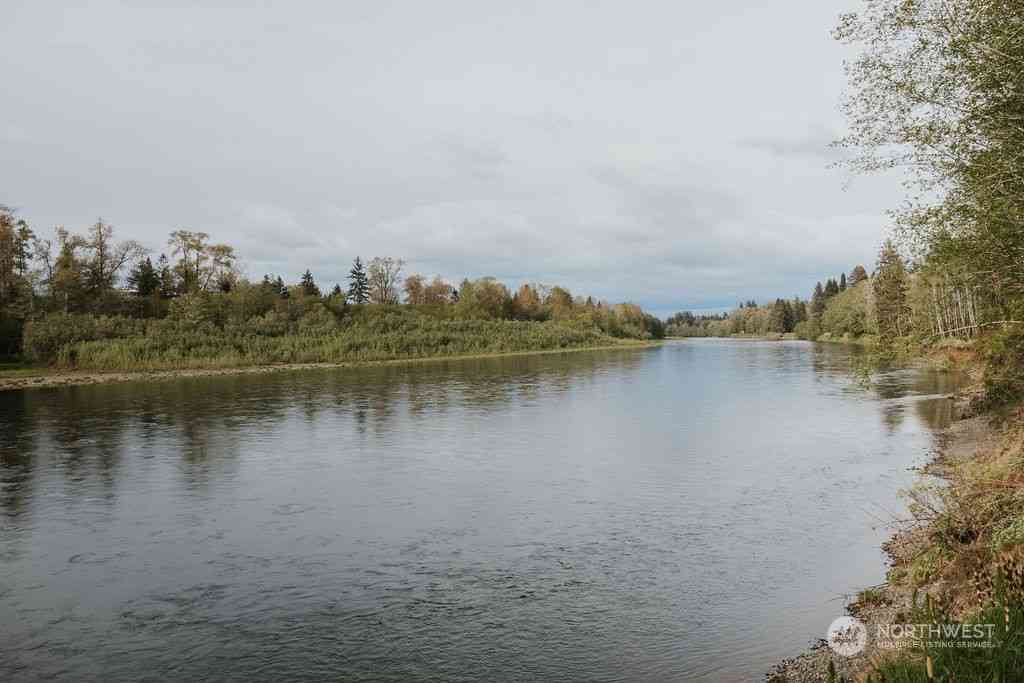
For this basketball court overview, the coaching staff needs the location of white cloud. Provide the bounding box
[0,0,906,313]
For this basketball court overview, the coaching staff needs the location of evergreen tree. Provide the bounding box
[275,275,289,299]
[824,278,840,298]
[331,283,343,298]
[14,219,34,278]
[126,257,160,297]
[811,282,827,318]
[769,298,795,333]
[792,297,808,324]
[873,240,909,340]
[347,257,369,304]
[157,254,175,298]
[0,210,17,306]
[839,272,847,291]
[848,265,868,287]
[300,269,320,297]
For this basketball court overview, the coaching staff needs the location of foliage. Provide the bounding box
[791,320,815,341]
[36,306,647,371]
[868,596,1024,682]
[367,256,403,305]
[126,257,160,297]
[873,240,909,341]
[23,313,148,362]
[848,265,867,287]
[836,0,1024,292]
[455,277,512,320]
[821,282,875,338]
[166,230,235,294]
[0,208,662,365]
[299,269,320,297]
[346,257,369,304]
[980,327,1024,409]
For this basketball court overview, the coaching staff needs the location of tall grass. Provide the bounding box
[868,593,1024,682]
[25,307,642,371]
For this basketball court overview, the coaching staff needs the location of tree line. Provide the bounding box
[669,0,1024,361]
[0,210,664,362]
[664,240,964,344]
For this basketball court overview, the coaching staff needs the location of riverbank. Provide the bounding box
[0,340,660,392]
[768,347,1024,681]
[667,332,799,341]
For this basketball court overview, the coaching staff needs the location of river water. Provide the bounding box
[0,340,960,681]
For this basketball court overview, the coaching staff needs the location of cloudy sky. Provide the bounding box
[1,1,900,316]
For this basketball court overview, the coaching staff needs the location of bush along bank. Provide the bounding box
[19,298,661,372]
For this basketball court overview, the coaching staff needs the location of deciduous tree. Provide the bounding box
[82,220,145,299]
[367,256,403,305]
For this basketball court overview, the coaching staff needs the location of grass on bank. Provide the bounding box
[17,305,656,373]
[867,593,1024,682]
[0,361,51,379]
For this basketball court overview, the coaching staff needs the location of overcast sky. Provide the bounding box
[1,1,900,316]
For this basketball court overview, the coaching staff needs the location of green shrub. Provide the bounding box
[24,306,641,371]
[869,597,1024,682]
[22,313,147,362]
[991,515,1024,551]
[793,320,820,340]
[981,327,1024,408]
[820,283,874,338]
[0,315,24,357]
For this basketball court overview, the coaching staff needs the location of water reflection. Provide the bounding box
[0,342,962,682]
[0,350,650,517]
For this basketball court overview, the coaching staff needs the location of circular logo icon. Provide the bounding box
[826,616,867,656]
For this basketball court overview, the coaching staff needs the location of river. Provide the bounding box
[0,340,961,681]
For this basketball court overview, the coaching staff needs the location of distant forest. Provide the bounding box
[0,212,663,368]
[663,244,952,344]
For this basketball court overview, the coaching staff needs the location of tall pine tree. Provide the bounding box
[127,257,160,297]
[300,269,320,297]
[275,275,289,299]
[14,219,34,278]
[873,240,909,340]
[157,254,175,298]
[347,257,369,304]
[811,282,827,319]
